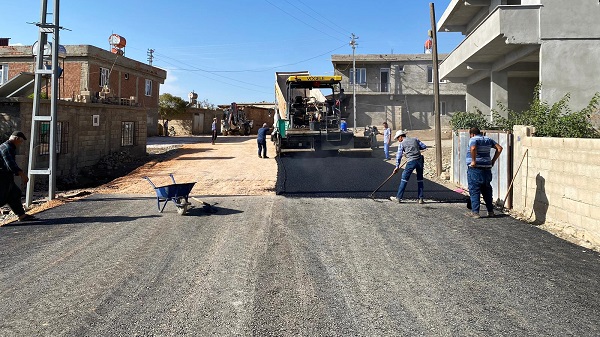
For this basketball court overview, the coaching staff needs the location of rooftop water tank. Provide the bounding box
[108,34,126,49]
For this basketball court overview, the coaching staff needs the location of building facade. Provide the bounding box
[0,44,166,136]
[331,54,466,131]
[437,0,600,119]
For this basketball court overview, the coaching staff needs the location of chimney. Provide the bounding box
[0,38,10,46]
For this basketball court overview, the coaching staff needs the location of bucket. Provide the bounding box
[340,120,347,131]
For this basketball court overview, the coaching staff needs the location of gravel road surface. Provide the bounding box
[1,134,599,336]
[1,193,600,336]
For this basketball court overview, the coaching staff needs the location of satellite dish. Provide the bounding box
[32,41,67,57]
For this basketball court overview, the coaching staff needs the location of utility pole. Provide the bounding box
[147,48,155,66]
[27,0,61,206]
[430,3,442,177]
[350,33,358,132]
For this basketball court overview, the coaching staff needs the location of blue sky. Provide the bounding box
[2,1,462,105]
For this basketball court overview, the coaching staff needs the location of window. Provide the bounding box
[99,67,110,88]
[427,66,448,83]
[349,68,366,85]
[121,121,135,146]
[145,79,152,96]
[432,101,447,116]
[380,68,389,92]
[38,121,68,155]
[427,66,433,83]
[0,64,8,85]
[397,65,404,73]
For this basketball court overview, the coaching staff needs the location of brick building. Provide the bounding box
[0,44,166,136]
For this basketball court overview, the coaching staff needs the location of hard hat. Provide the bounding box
[394,130,406,139]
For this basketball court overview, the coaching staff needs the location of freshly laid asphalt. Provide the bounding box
[1,153,600,336]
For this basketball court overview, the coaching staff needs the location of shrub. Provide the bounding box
[492,85,600,138]
[449,109,493,134]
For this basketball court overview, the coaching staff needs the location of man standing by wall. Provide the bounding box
[257,123,270,158]
[390,130,427,204]
[466,127,503,218]
[0,131,36,221]
[211,118,218,145]
[382,122,391,160]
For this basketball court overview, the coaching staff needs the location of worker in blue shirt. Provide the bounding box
[390,130,427,204]
[257,123,270,158]
[466,127,503,218]
[0,131,36,221]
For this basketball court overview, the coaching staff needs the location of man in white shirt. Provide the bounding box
[382,122,391,160]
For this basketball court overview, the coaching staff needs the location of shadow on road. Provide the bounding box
[185,205,243,217]
[276,153,465,202]
[3,215,162,226]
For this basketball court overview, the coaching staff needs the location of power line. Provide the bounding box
[296,0,352,36]
[264,0,346,42]
[154,43,346,73]
[282,0,350,38]
[152,54,272,94]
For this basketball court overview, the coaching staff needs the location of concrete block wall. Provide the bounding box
[512,125,600,245]
[1,98,146,179]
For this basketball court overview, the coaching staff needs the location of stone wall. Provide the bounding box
[512,125,600,248]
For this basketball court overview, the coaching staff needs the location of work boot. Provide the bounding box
[465,212,481,219]
[389,196,401,203]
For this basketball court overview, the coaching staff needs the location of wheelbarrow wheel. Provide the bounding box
[177,204,188,215]
[175,197,189,215]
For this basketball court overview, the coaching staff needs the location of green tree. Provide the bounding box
[159,93,188,120]
[449,109,493,134]
[492,85,600,138]
[199,99,216,110]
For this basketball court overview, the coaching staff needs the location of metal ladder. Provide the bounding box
[26,0,62,206]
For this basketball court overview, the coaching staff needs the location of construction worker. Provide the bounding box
[465,127,503,218]
[211,118,218,145]
[390,130,427,204]
[382,122,391,160]
[0,131,37,221]
[257,123,270,158]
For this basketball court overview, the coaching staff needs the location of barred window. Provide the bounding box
[38,122,68,155]
[145,79,152,96]
[99,67,110,88]
[121,121,135,146]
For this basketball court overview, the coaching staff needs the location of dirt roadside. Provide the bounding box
[6,130,453,216]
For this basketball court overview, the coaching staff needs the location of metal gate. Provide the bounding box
[452,130,513,208]
[193,113,204,135]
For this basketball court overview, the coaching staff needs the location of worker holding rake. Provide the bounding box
[389,130,427,204]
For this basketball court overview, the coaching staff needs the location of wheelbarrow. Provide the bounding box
[143,174,196,215]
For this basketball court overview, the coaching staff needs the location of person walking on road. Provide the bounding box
[390,130,427,204]
[466,127,503,218]
[211,118,218,145]
[382,122,391,160]
[257,123,270,158]
[0,131,37,221]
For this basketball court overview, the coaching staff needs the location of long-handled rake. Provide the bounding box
[369,160,405,199]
